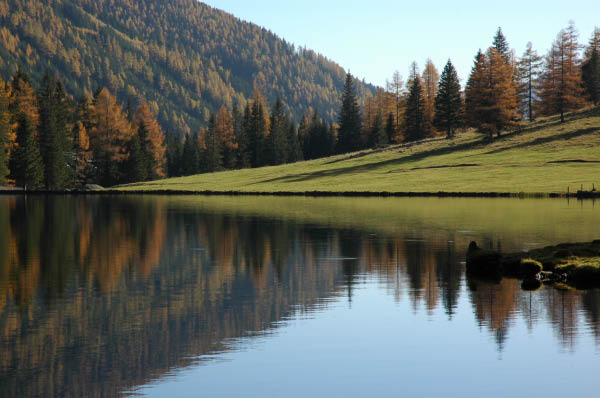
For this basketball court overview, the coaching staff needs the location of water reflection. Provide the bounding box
[0,195,599,397]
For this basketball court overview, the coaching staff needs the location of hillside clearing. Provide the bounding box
[119,109,600,194]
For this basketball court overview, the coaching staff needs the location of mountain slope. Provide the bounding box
[0,0,375,134]
[119,109,600,194]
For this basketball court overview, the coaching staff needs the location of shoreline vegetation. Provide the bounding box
[0,189,599,199]
[467,240,600,289]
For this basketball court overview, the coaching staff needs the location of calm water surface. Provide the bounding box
[0,195,599,397]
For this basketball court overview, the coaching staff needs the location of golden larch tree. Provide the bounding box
[134,102,166,177]
[422,59,439,137]
[466,48,519,138]
[215,105,237,169]
[8,71,39,139]
[89,88,133,185]
[538,23,586,122]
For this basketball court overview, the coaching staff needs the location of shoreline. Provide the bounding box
[0,188,598,199]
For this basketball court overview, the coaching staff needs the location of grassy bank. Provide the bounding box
[119,109,600,194]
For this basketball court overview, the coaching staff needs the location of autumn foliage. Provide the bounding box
[0,70,166,188]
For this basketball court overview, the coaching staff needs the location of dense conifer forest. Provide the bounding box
[0,0,375,133]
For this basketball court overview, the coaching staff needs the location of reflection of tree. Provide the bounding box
[436,239,462,318]
[339,230,361,302]
[541,288,582,350]
[1,196,600,397]
[582,289,600,343]
[468,278,519,351]
[0,198,348,397]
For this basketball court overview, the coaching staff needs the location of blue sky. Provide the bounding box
[203,0,599,88]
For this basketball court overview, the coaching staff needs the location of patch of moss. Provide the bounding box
[520,259,543,278]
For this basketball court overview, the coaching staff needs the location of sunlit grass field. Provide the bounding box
[120,109,600,194]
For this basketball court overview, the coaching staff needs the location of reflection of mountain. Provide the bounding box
[0,196,599,397]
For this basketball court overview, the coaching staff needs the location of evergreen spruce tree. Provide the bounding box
[286,121,301,163]
[165,130,184,177]
[203,113,223,172]
[404,76,425,142]
[434,60,463,138]
[337,73,362,153]
[125,133,147,182]
[38,73,73,190]
[10,113,44,190]
[582,46,600,105]
[249,100,267,167]
[268,97,289,165]
[139,122,158,180]
[298,114,311,160]
[385,113,395,144]
[181,132,200,175]
[0,81,9,184]
[493,27,511,63]
[238,104,252,168]
[369,112,386,148]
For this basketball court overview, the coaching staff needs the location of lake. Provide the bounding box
[1,195,599,397]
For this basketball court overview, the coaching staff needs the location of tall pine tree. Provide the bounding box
[268,97,289,165]
[286,121,301,163]
[37,71,73,190]
[404,74,426,142]
[493,27,511,64]
[10,113,44,190]
[434,60,463,138]
[249,98,267,167]
[385,113,395,144]
[238,104,252,168]
[582,30,600,105]
[125,132,147,183]
[337,73,362,153]
[181,132,200,175]
[125,122,158,182]
[203,113,223,172]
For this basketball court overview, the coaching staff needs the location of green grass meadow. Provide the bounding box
[120,109,600,194]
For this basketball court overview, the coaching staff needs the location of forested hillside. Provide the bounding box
[0,0,375,134]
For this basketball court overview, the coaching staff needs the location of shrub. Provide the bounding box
[520,258,543,278]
